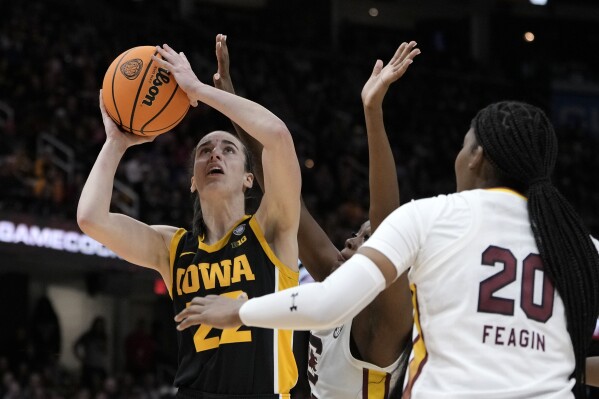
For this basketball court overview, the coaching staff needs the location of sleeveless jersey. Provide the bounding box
[308,319,404,399]
[169,215,299,397]
[363,188,599,399]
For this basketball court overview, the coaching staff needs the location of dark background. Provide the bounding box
[1,0,598,397]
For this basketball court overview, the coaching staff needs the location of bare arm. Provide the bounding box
[363,42,419,231]
[297,199,342,282]
[298,42,420,285]
[77,93,177,283]
[154,44,301,269]
[210,35,338,280]
[212,34,265,190]
[352,41,420,366]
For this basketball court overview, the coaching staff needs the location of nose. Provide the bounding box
[209,148,222,160]
[345,237,356,250]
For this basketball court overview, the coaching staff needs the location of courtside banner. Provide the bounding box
[0,213,135,273]
[0,219,117,258]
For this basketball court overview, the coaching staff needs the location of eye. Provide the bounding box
[224,146,236,154]
[199,147,211,154]
[351,232,357,238]
[363,234,370,240]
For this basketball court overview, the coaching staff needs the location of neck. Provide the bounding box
[199,193,246,244]
[477,180,502,190]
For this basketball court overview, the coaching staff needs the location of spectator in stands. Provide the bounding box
[124,319,156,382]
[30,296,61,368]
[73,317,108,393]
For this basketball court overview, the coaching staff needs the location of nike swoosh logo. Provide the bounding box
[179,252,195,257]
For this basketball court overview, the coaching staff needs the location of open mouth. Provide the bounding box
[207,166,224,175]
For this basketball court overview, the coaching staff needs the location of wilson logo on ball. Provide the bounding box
[119,59,143,80]
[103,45,189,136]
[142,67,171,106]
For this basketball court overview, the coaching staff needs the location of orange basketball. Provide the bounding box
[102,46,190,136]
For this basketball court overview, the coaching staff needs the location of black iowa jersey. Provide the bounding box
[169,215,299,398]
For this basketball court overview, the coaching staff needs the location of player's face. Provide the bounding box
[340,220,372,261]
[454,128,478,192]
[192,131,253,197]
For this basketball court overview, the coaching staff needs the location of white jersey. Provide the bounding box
[363,188,599,399]
[308,318,404,399]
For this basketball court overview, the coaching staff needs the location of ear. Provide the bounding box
[190,176,197,193]
[243,172,254,191]
[468,145,484,171]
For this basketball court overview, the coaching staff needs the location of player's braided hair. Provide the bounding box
[471,101,599,397]
[189,133,255,238]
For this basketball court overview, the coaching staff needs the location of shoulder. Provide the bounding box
[152,225,184,242]
[393,192,469,220]
[151,225,189,254]
[379,192,475,240]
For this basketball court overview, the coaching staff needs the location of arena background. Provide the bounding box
[1,0,599,397]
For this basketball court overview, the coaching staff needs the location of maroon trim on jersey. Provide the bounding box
[384,372,391,398]
[402,286,428,399]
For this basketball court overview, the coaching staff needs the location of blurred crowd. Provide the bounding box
[1,0,599,396]
[1,0,598,246]
[0,297,177,399]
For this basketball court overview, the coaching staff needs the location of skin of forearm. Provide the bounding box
[190,82,288,146]
[364,105,399,231]
[77,140,126,225]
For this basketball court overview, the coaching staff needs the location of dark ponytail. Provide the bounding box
[472,101,599,397]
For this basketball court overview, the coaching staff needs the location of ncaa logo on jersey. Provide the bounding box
[333,326,343,338]
[233,224,246,236]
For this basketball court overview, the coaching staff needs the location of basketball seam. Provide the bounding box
[111,49,132,126]
[130,50,158,136]
[140,84,185,134]
[129,104,189,135]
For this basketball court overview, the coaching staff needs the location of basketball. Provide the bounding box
[102,46,190,136]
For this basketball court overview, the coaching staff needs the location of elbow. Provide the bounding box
[76,213,91,235]
[76,207,98,235]
[267,121,294,148]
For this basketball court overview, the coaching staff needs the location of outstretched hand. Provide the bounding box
[213,34,236,94]
[153,44,202,107]
[175,292,248,330]
[98,91,155,148]
[361,41,420,107]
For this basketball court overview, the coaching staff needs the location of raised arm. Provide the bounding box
[77,93,178,284]
[170,44,425,333]
[209,36,338,280]
[363,41,419,230]
[212,34,265,190]
[350,42,420,365]
[154,44,301,268]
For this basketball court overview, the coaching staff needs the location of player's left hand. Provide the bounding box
[175,292,248,330]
